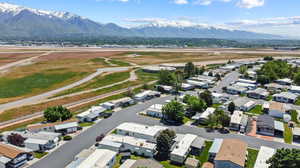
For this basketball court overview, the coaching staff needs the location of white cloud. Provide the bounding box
[228,16,300,27]
[237,0,264,9]
[193,0,231,6]
[173,0,189,5]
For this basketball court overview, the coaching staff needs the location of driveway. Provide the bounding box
[210,71,240,93]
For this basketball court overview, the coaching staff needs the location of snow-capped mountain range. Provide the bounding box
[0,2,281,39]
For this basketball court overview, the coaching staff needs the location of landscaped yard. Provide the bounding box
[248,105,263,115]
[246,148,259,168]
[284,123,293,144]
[195,141,213,166]
[291,110,299,124]
[79,122,95,127]
[34,152,48,159]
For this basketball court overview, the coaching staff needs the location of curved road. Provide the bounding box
[0,67,130,112]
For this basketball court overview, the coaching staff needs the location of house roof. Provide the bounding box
[0,143,25,159]
[274,121,284,132]
[116,122,166,137]
[171,134,197,157]
[254,146,276,168]
[27,118,78,131]
[230,111,244,125]
[273,92,298,100]
[248,88,269,96]
[77,149,117,168]
[209,138,223,154]
[185,157,199,167]
[215,139,248,167]
[257,115,274,129]
[54,122,78,130]
[269,101,285,112]
[24,138,48,145]
[131,159,163,168]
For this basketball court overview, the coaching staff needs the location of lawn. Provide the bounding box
[53,71,131,97]
[160,160,182,168]
[196,141,213,166]
[110,59,131,66]
[284,123,293,144]
[135,69,159,83]
[0,72,77,98]
[34,152,48,159]
[291,110,299,124]
[79,122,94,127]
[248,105,263,115]
[246,148,258,168]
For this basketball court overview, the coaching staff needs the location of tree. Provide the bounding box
[199,90,213,107]
[196,66,205,75]
[228,102,235,114]
[219,113,230,128]
[207,114,218,129]
[162,100,184,123]
[158,70,176,86]
[44,106,72,122]
[239,65,247,75]
[257,75,270,85]
[187,96,206,113]
[156,129,175,159]
[184,62,196,78]
[183,94,192,104]
[267,148,300,168]
[294,72,300,86]
[7,133,26,147]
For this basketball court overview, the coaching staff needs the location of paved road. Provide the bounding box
[210,71,240,93]
[0,67,129,113]
[30,95,300,168]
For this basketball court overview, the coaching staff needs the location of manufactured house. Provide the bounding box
[181,83,195,91]
[265,83,288,92]
[26,119,78,133]
[146,104,164,118]
[155,85,173,93]
[230,111,244,131]
[102,134,157,157]
[233,82,256,90]
[212,93,228,104]
[237,78,256,85]
[268,101,286,118]
[193,108,216,125]
[170,134,199,164]
[214,139,247,168]
[0,143,32,168]
[100,102,115,110]
[257,115,275,136]
[226,86,247,95]
[133,90,160,102]
[66,149,95,168]
[54,122,79,135]
[186,80,209,89]
[254,146,276,168]
[111,97,135,108]
[233,97,256,112]
[275,78,293,86]
[208,139,223,161]
[289,85,300,94]
[76,149,117,168]
[115,122,167,143]
[273,92,298,104]
[76,110,98,123]
[97,139,122,152]
[247,88,269,100]
[293,127,300,142]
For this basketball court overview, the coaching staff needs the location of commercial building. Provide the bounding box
[214,139,248,168]
[115,122,167,143]
[254,146,276,168]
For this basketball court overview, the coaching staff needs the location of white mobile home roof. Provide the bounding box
[200,108,216,120]
[230,111,243,125]
[54,122,78,130]
[25,138,48,145]
[209,138,223,154]
[234,82,256,88]
[186,80,207,87]
[77,149,117,168]
[274,121,284,132]
[148,104,163,112]
[254,146,275,168]
[171,134,197,157]
[116,122,166,137]
[237,78,256,84]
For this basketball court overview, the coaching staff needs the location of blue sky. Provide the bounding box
[1,0,300,38]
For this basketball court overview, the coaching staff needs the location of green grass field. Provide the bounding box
[53,71,130,97]
[197,141,213,166]
[284,123,293,144]
[249,105,263,115]
[110,59,131,66]
[136,69,159,82]
[246,149,259,168]
[0,72,77,98]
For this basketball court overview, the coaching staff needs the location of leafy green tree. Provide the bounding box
[158,70,176,86]
[156,129,176,159]
[294,72,300,86]
[207,114,218,129]
[267,148,300,168]
[184,62,196,78]
[196,66,205,75]
[199,90,213,107]
[239,65,248,75]
[219,113,230,128]
[257,75,270,85]
[187,96,207,115]
[228,102,235,114]
[183,94,192,104]
[162,100,184,123]
[44,106,72,122]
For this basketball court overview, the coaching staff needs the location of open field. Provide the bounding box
[0,52,43,66]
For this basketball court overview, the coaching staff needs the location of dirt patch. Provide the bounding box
[0,52,43,66]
